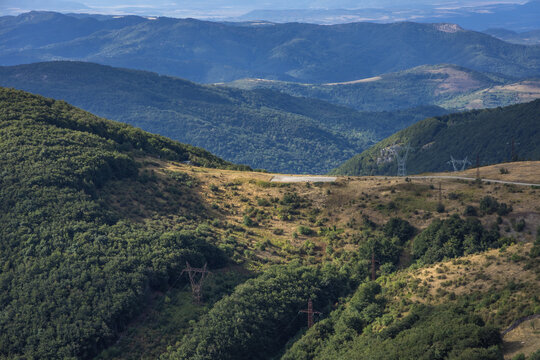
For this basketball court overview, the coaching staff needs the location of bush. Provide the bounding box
[497,203,512,216]
[436,202,445,213]
[528,349,540,360]
[382,218,415,245]
[479,196,512,216]
[514,219,526,232]
[243,215,256,227]
[464,205,478,216]
[256,197,271,206]
[298,226,315,236]
[480,196,499,214]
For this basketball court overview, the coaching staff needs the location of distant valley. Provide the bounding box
[0,61,447,173]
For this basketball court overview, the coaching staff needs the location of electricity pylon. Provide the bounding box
[447,156,471,172]
[299,299,322,328]
[396,145,410,176]
[181,262,211,304]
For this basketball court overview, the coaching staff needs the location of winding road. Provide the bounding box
[270,174,540,186]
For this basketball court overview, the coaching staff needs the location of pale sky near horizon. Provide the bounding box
[0,0,530,18]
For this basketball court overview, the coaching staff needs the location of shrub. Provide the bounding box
[256,197,271,207]
[463,205,478,216]
[436,202,445,213]
[497,203,512,216]
[480,196,499,214]
[298,226,315,236]
[514,219,526,232]
[243,215,256,227]
[382,217,415,245]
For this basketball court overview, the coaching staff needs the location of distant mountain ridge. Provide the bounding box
[234,0,540,31]
[225,64,532,112]
[332,100,540,176]
[0,61,447,173]
[483,28,540,45]
[1,11,540,83]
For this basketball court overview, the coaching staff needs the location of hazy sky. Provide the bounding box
[0,0,528,17]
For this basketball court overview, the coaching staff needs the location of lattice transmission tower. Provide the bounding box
[181,262,211,304]
[396,145,410,177]
[447,156,471,172]
[299,299,322,328]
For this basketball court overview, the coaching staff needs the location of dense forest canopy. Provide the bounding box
[0,87,240,358]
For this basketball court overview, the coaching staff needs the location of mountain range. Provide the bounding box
[234,1,540,31]
[2,1,539,32]
[2,4,540,360]
[0,61,448,173]
[1,11,540,83]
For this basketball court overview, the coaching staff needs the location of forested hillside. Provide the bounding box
[2,12,540,83]
[332,100,540,176]
[1,89,539,360]
[0,87,244,358]
[0,61,446,173]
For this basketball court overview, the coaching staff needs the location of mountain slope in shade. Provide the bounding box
[0,86,241,358]
[331,100,540,176]
[0,61,447,174]
[1,12,540,83]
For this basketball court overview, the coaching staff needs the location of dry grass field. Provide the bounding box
[99,158,540,358]
[116,159,540,270]
[379,242,540,358]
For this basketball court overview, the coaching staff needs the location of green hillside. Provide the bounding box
[226,64,512,112]
[0,61,446,174]
[0,87,246,358]
[332,100,540,176]
[1,87,539,359]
